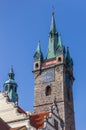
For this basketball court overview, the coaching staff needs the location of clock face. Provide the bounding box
[42,68,55,83]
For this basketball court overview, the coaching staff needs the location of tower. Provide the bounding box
[3,66,18,103]
[33,12,75,130]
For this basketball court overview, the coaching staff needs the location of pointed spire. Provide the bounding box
[56,35,66,56]
[66,47,73,68]
[34,41,43,61]
[57,35,62,48]
[70,58,73,67]
[66,47,71,60]
[8,65,15,80]
[46,11,58,60]
[36,41,41,54]
[50,11,57,34]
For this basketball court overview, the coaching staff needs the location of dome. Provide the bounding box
[5,79,17,85]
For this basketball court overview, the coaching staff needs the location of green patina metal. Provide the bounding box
[57,35,62,48]
[56,35,65,56]
[34,11,73,69]
[66,47,73,67]
[46,12,58,60]
[34,41,43,61]
[3,66,18,103]
[50,11,57,34]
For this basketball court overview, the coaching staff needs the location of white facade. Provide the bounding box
[0,92,35,129]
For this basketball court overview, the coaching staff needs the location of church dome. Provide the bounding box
[4,66,17,85]
[5,79,17,85]
[3,66,18,103]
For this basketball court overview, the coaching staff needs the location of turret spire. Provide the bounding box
[66,47,73,68]
[36,41,41,54]
[34,41,43,61]
[8,65,15,80]
[56,35,66,56]
[57,35,62,48]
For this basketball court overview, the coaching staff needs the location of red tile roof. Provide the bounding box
[30,112,49,129]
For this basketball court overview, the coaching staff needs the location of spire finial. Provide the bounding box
[50,8,57,34]
[10,65,14,73]
[52,6,54,16]
[8,65,15,80]
[36,40,41,53]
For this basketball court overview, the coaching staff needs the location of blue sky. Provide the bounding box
[0,0,86,130]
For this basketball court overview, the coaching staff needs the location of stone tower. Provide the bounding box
[3,66,18,103]
[33,12,75,130]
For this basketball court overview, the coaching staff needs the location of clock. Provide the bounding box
[42,68,55,83]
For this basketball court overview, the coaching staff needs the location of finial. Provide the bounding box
[38,40,40,43]
[10,65,14,73]
[52,6,54,16]
[8,65,15,80]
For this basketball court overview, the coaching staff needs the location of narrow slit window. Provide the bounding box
[45,86,51,96]
[58,57,61,62]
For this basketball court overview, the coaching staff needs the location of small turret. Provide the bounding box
[3,66,18,103]
[66,47,73,68]
[34,41,43,70]
[34,41,43,62]
[56,35,66,56]
[8,66,15,79]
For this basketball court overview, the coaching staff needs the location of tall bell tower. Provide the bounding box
[33,12,75,130]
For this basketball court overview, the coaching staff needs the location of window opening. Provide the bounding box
[45,86,51,96]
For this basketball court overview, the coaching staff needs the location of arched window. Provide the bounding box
[45,86,51,96]
[35,63,39,68]
[58,57,61,62]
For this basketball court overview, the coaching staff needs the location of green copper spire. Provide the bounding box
[46,11,58,60]
[66,47,73,68]
[36,41,41,53]
[56,35,66,56]
[57,35,62,47]
[66,47,71,61]
[50,11,57,34]
[34,41,43,61]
